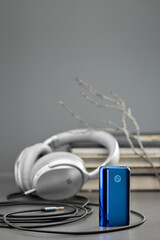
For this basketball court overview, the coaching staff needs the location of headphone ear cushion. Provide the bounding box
[30,152,88,200]
[15,147,31,190]
[30,152,86,184]
[15,144,52,191]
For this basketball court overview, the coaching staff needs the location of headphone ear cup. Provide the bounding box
[15,147,30,190]
[15,144,52,191]
[30,152,89,200]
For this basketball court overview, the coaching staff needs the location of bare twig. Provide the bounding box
[73,77,121,105]
[80,91,121,111]
[58,101,91,129]
[59,78,160,183]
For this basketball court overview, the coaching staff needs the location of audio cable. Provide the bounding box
[0,193,146,235]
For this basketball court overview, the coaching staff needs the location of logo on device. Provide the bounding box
[114,175,121,182]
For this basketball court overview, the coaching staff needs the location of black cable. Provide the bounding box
[7,189,36,200]
[0,195,146,235]
[0,201,83,226]
[0,196,92,227]
[2,209,146,235]
[3,205,88,229]
[7,192,25,200]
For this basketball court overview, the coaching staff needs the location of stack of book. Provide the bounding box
[67,133,160,191]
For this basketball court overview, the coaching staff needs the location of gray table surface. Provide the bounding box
[0,173,160,240]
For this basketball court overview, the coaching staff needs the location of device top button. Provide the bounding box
[114,175,121,182]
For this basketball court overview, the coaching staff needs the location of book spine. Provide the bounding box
[82,176,160,191]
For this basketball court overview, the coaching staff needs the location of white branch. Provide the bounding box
[80,91,122,111]
[73,77,121,105]
[58,101,91,129]
[59,78,160,182]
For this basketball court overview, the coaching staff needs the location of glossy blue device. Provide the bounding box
[99,166,130,227]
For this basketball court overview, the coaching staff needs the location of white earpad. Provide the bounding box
[15,147,31,189]
[30,152,88,200]
[30,152,87,189]
[15,144,52,191]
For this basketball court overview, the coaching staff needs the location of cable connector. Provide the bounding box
[42,206,64,212]
[7,188,36,200]
[24,189,36,195]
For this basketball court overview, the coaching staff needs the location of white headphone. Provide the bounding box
[15,129,119,200]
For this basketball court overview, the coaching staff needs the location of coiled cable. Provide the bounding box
[0,194,146,235]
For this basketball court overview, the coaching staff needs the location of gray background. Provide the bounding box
[1,0,160,172]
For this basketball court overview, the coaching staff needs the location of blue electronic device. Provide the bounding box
[99,166,130,227]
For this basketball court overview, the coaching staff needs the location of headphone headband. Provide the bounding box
[44,129,120,179]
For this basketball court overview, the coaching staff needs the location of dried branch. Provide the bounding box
[73,77,121,105]
[59,78,160,182]
[58,101,92,129]
[80,91,121,111]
